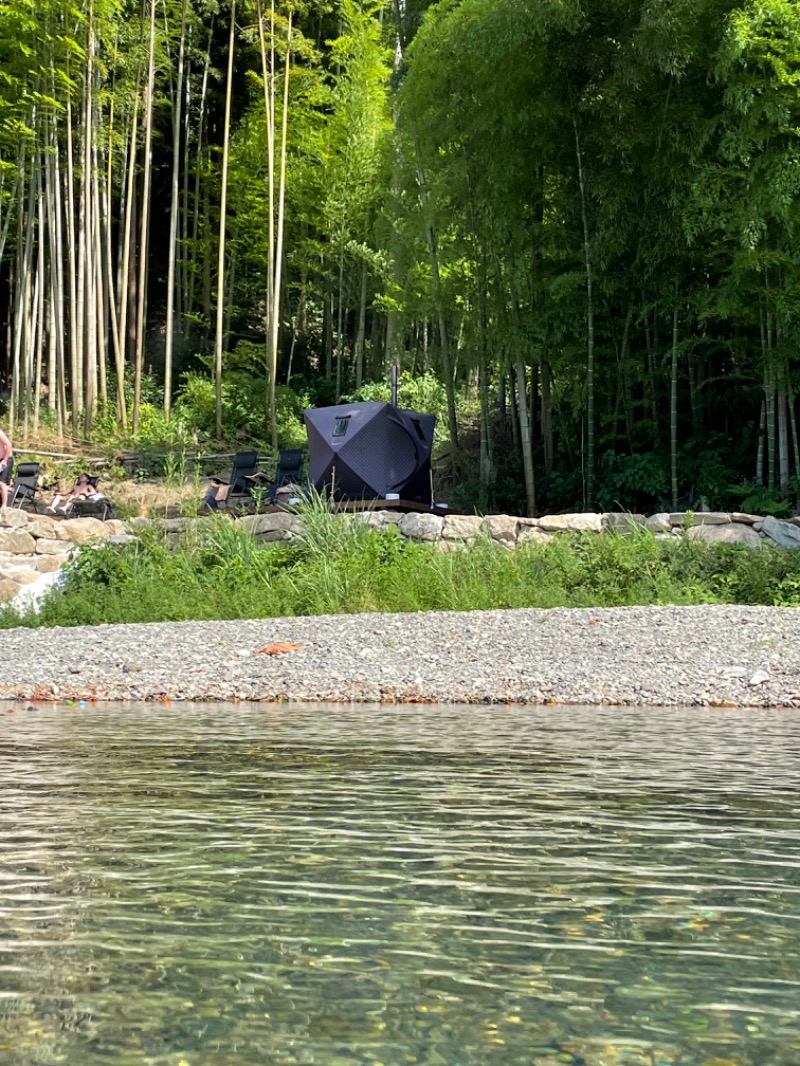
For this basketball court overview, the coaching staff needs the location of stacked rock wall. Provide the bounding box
[5,506,800,606]
[0,510,128,603]
[225,508,800,551]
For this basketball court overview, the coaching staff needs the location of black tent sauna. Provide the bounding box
[304,401,436,503]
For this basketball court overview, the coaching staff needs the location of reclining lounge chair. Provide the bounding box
[204,450,260,512]
[265,449,305,504]
[64,477,114,520]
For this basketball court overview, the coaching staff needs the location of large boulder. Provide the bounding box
[692,511,731,525]
[761,515,800,548]
[646,512,672,533]
[398,512,444,541]
[442,514,484,542]
[0,564,40,584]
[36,538,74,556]
[517,526,552,546]
[481,514,518,545]
[687,523,763,547]
[538,512,602,533]
[27,515,72,540]
[36,555,70,572]
[602,513,646,531]
[61,517,111,544]
[359,510,403,532]
[236,512,304,539]
[0,577,20,602]
[0,508,29,529]
[0,529,36,554]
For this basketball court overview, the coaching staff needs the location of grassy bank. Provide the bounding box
[3,508,800,629]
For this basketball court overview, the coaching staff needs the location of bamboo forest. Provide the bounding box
[1,0,799,516]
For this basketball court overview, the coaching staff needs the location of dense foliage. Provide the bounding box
[4,517,800,630]
[1,0,800,515]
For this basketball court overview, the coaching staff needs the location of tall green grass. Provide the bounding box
[3,511,800,629]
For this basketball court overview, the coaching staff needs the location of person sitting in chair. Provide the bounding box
[48,472,100,514]
[202,471,270,511]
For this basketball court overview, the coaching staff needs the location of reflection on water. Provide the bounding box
[1,703,800,1065]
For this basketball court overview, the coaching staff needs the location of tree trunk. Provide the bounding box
[163,0,189,417]
[134,0,157,433]
[214,0,236,437]
[573,115,594,510]
[670,306,679,509]
[269,8,292,447]
[416,155,459,452]
[354,259,368,390]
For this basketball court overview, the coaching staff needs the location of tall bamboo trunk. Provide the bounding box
[541,360,553,476]
[187,25,214,325]
[354,260,368,389]
[65,94,80,433]
[164,0,189,416]
[573,115,594,510]
[214,0,236,437]
[778,387,789,495]
[134,0,158,433]
[114,89,138,427]
[84,14,97,438]
[761,306,776,491]
[670,307,679,509]
[269,9,292,447]
[10,145,38,429]
[507,272,535,514]
[416,155,459,452]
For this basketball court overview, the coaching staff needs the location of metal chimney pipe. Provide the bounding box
[391,364,398,408]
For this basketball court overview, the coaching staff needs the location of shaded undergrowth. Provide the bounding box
[3,510,800,629]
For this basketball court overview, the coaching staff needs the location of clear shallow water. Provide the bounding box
[1,704,800,1066]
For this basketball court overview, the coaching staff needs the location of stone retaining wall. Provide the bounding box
[146,508,800,551]
[0,509,128,603]
[4,505,800,606]
[235,508,800,551]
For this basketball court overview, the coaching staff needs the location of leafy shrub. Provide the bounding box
[595,450,670,512]
[728,482,791,517]
[173,371,308,449]
[345,370,472,445]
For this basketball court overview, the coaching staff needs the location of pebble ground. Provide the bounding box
[2,604,800,707]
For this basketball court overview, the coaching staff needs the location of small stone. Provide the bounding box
[722,666,749,678]
[748,669,771,686]
[123,661,144,673]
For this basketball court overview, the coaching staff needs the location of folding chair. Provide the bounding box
[9,461,41,509]
[206,450,260,511]
[265,449,305,503]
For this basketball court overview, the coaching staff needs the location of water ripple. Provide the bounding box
[1,703,799,1065]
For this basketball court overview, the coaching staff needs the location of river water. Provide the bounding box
[1,703,799,1066]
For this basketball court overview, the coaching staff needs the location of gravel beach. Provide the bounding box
[2,604,800,707]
